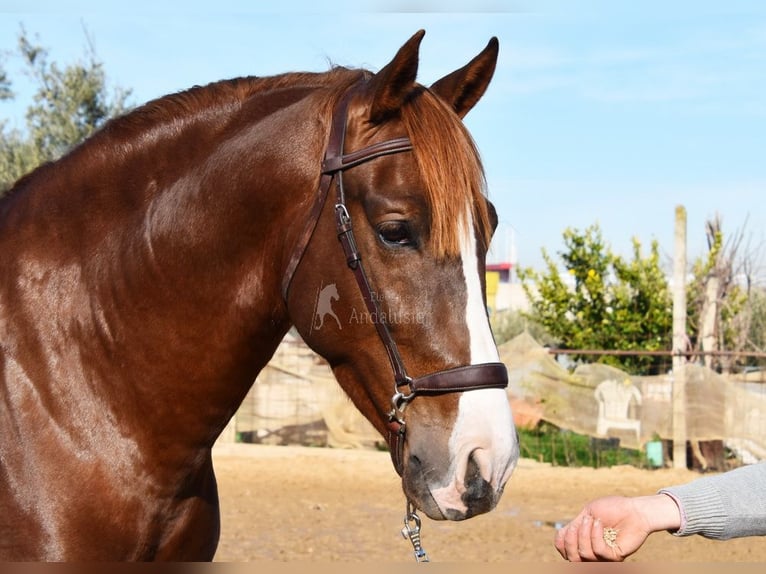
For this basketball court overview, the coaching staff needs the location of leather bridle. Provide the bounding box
[282,84,508,476]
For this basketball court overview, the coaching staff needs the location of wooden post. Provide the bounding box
[672,206,688,469]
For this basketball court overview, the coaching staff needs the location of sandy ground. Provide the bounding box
[211,443,766,563]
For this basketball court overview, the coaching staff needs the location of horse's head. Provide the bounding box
[285,31,518,521]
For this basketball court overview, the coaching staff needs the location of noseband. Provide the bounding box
[282,84,508,476]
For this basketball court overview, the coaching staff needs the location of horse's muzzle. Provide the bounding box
[402,435,519,521]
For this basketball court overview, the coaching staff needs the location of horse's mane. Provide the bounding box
[94,69,360,154]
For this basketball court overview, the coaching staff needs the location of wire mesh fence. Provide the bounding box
[229,332,381,450]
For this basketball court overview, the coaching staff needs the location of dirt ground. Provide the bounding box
[211,443,766,563]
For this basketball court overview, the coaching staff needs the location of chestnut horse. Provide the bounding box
[0,31,518,560]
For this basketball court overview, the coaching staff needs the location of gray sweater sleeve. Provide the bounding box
[658,462,766,539]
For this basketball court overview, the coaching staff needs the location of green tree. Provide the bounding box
[0,26,131,193]
[517,224,673,374]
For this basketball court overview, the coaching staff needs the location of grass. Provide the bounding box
[518,421,647,468]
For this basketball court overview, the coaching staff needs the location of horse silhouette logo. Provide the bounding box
[313,283,343,331]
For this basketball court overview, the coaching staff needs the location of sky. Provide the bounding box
[1,1,765,278]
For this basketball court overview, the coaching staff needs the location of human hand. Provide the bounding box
[554,494,681,562]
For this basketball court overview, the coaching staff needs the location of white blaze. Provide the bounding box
[433,210,518,513]
[459,212,500,365]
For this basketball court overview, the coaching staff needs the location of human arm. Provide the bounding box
[661,462,766,539]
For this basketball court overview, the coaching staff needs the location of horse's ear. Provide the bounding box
[429,37,499,119]
[367,30,425,124]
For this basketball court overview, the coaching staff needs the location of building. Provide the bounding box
[486,262,529,314]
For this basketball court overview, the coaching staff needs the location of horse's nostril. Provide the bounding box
[464,453,490,498]
[460,451,494,518]
[465,450,480,480]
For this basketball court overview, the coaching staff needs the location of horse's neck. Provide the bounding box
[97,128,306,442]
[2,98,323,454]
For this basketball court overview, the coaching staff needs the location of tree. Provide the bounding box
[687,215,765,371]
[517,224,673,375]
[519,217,766,375]
[0,25,132,194]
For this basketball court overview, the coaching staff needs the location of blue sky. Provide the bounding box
[1,1,765,278]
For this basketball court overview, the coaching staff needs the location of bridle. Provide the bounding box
[281,83,509,477]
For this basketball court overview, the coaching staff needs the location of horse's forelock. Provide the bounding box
[399,88,492,258]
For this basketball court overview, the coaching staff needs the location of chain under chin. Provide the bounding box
[401,500,429,562]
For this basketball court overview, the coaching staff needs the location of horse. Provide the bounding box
[0,30,519,560]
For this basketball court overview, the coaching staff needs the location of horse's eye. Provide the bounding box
[377,221,415,248]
